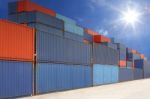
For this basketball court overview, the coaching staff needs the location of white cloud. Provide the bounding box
[96,28,109,36]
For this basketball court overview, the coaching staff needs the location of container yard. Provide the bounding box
[0,0,150,98]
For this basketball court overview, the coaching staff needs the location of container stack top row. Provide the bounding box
[4,0,149,66]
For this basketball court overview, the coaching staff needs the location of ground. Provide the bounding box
[21,79,150,99]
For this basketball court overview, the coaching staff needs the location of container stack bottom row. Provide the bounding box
[0,61,146,98]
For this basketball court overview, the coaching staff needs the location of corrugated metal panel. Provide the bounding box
[119,68,134,82]
[8,2,17,14]
[103,66,111,84]
[93,64,103,85]
[119,49,126,60]
[64,23,84,36]
[28,23,63,37]
[0,20,34,61]
[0,60,32,98]
[93,64,119,86]
[37,31,91,65]
[143,61,150,78]
[127,53,141,61]
[9,11,64,30]
[36,63,92,94]
[134,59,143,69]
[134,68,143,80]
[56,13,76,25]
[93,43,119,65]
[102,42,117,50]
[111,65,119,83]
[17,0,56,16]
[127,61,133,68]
[64,31,83,42]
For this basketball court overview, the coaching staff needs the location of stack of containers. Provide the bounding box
[84,29,119,86]
[56,14,84,42]
[115,44,134,82]
[3,0,150,98]
[0,20,35,98]
[127,48,143,80]
[8,0,92,95]
[134,59,150,78]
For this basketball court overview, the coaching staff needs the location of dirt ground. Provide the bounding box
[21,79,150,99]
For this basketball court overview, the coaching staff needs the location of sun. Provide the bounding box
[120,8,141,28]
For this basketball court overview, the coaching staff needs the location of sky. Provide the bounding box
[0,0,150,59]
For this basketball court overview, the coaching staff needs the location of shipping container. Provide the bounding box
[127,61,133,68]
[127,53,141,61]
[84,33,93,42]
[84,29,99,36]
[36,63,92,94]
[93,43,119,65]
[143,61,150,78]
[119,68,134,82]
[28,23,63,37]
[56,13,76,25]
[134,59,144,69]
[134,59,150,78]
[0,20,34,61]
[64,23,84,36]
[93,64,119,86]
[8,11,64,30]
[102,42,117,50]
[119,60,126,67]
[119,49,126,60]
[64,31,83,42]
[134,68,143,80]
[0,60,33,98]
[17,0,56,16]
[93,35,111,43]
[36,31,91,65]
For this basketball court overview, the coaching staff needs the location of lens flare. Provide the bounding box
[120,8,141,28]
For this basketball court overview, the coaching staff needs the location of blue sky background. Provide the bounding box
[0,0,150,59]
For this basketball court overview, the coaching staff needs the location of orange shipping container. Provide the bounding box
[131,49,137,54]
[93,35,111,43]
[84,29,99,36]
[119,60,127,67]
[0,20,35,61]
[140,54,145,59]
[18,0,56,17]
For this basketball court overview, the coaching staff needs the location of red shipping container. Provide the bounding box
[0,20,35,61]
[84,29,99,36]
[119,60,127,67]
[17,0,56,17]
[93,35,111,43]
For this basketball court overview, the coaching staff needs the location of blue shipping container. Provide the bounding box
[56,13,76,25]
[93,64,119,86]
[37,31,91,65]
[36,63,92,94]
[134,68,143,80]
[8,11,64,30]
[119,68,134,82]
[64,31,83,42]
[102,42,118,50]
[134,59,144,69]
[0,61,33,98]
[28,23,64,37]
